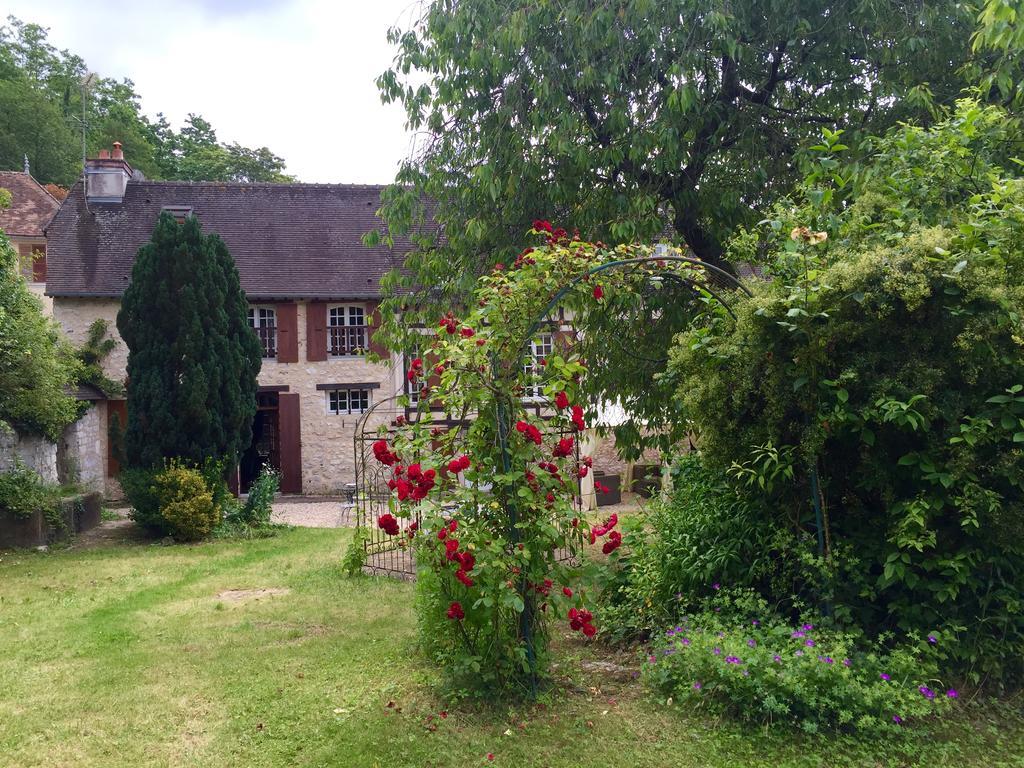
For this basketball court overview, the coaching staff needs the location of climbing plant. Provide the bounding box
[373,226,736,696]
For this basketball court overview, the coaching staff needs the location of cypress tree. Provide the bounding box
[117,212,261,469]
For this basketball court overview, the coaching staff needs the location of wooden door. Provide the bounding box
[278,393,302,494]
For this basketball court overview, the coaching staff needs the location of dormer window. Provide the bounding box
[328,305,367,356]
[161,205,193,224]
[247,306,277,359]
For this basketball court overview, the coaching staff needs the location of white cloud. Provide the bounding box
[4,0,422,182]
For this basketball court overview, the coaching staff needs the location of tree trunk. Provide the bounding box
[671,199,735,276]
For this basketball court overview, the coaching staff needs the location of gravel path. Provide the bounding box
[270,498,355,528]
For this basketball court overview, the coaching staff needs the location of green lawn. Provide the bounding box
[1,528,1021,767]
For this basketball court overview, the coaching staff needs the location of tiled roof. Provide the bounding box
[46,181,425,300]
[0,171,60,238]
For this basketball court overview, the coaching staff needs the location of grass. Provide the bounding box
[1,528,1022,767]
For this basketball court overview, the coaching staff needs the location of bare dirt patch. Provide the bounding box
[216,588,290,602]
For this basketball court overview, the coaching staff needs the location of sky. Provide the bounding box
[4,0,424,183]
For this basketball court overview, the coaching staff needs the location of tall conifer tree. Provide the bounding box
[117,213,261,469]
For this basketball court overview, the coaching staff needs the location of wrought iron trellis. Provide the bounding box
[353,392,582,579]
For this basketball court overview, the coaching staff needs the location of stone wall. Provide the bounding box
[0,428,57,483]
[52,298,127,382]
[58,404,105,491]
[51,296,404,494]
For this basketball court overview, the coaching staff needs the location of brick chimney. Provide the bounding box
[85,141,133,204]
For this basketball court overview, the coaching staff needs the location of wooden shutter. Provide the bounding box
[106,400,128,478]
[278,393,302,494]
[306,301,327,361]
[276,303,298,363]
[32,245,46,282]
[367,302,389,359]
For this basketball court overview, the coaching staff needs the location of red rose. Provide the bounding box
[553,437,574,458]
[377,514,400,536]
[582,623,597,638]
[455,569,474,587]
[460,327,475,338]
[437,528,447,540]
[563,586,573,598]
[593,285,604,300]
[532,219,553,233]
[446,602,465,620]
[449,519,458,532]
[445,538,460,559]
[570,405,586,432]
[554,391,570,410]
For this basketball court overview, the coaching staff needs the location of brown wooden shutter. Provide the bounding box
[32,245,46,282]
[278,393,302,493]
[106,400,127,478]
[276,303,298,363]
[367,302,389,359]
[305,301,327,361]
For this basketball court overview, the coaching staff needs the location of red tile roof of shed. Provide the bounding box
[0,171,60,237]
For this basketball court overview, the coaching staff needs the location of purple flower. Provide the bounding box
[725,655,742,665]
[946,689,958,699]
[713,647,722,656]
[680,637,691,647]
[842,658,851,667]
[880,673,891,682]
[804,639,815,647]
[892,715,903,725]
[927,635,937,644]
[919,686,935,700]
[693,681,702,690]
[752,620,760,627]
[772,655,782,663]
[716,632,725,638]
[747,638,757,648]
[712,583,721,591]
[791,631,806,639]
[663,647,675,656]
[795,650,805,657]
[823,656,834,664]
[802,623,814,631]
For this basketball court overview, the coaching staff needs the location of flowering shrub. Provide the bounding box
[376,227,712,696]
[643,591,956,733]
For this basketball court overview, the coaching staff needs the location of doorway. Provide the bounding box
[240,391,280,492]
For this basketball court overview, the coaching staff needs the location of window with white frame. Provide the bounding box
[247,306,277,359]
[328,305,367,356]
[326,388,371,415]
[524,332,554,400]
[405,348,424,405]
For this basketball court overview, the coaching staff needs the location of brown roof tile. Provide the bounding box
[0,171,60,237]
[46,181,427,300]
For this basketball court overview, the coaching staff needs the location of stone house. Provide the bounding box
[0,164,60,314]
[45,144,418,497]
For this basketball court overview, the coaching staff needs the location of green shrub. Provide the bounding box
[233,467,279,527]
[667,102,1024,684]
[643,590,956,734]
[121,467,165,534]
[0,462,55,518]
[600,454,775,641]
[152,464,217,541]
[341,527,369,576]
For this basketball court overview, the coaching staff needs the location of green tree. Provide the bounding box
[117,213,261,469]
[372,0,981,299]
[0,210,80,440]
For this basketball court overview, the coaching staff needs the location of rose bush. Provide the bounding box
[373,226,717,696]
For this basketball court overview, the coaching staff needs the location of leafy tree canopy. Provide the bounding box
[0,226,80,440]
[371,0,995,307]
[117,213,262,469]
[0,16,293,186]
